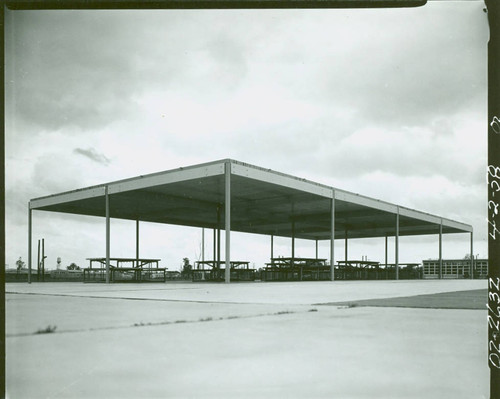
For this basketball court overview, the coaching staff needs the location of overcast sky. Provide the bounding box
[5,2,489,272]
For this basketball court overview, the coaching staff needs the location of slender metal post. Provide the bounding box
[385,235,388,280]
[136,220,140,268]
[217,206,221,270]
[41,238,45,282]
[213,228,216,266]
[470,231,474,279]
[217,228,221,269]
[395,209,399,280]
[37,239,40,282]
[439,221,443,279]
[291,220,299,280]
[292,222,295,260]
[224,161,231,283]
[28,207,32,284]
[344,228,348,264]
[105,186,110,284]
[202,228,205,263]
[271,235,274,261]
[330,195,335,281]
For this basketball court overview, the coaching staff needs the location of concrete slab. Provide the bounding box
[6,293,305,337]
[6,279,488,304]
[5,280,489,398]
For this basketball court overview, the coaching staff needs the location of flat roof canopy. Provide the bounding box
[30,159,472,240]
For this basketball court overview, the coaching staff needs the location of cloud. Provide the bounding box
[259,3,488,129]
[6,10,195,132]
[5,4,487,137]
[73,147,110,165]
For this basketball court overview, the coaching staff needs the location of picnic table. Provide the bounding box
[83,257,166,282]
[193,260,255,281]
[263,257,330,281]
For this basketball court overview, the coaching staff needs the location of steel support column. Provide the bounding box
[385,235,388,280]
[28,207,32,284]
[470,231,474,279]
[344,229,348,264]
[217,228,221,267]
[37,239,40,282]
[224,161,231,283]
[41,238,45,282]
[202,228,205,263]
[105,186,110,284]
[217,206,221,270]
[395,209,399,280]
[136,220,140,268]
[213,228,216,265]
[439,221,443,280]
[271,235,274,261]
[330,195,335,282]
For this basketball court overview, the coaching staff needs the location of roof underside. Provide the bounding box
[30,159,472,240]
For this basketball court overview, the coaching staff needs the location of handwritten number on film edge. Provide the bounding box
[488,166,500,239]
[491,116,500,134]
[489,277,500,369]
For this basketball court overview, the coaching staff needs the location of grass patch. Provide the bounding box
[324,289,487,310]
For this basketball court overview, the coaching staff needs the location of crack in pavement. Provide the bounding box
[6,309,316,338]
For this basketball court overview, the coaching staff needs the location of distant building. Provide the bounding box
[50,269,83,280]
[422,258,488,279]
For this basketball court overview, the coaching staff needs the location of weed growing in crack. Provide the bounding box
[36,325,57,334]
[338,303,360,309]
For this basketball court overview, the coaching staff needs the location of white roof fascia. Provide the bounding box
[398,207,441,224]
[231,162,332,198]
[398,207,472,232]
[441,218,473,232]
[334,190,398,213]
[30,186,106,209]
[108,162,225,195]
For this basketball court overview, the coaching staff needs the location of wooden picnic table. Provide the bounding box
[84,257,165,282]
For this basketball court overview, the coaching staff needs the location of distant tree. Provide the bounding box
[16,257,25,273]
[67,263,80,270]
[181,257,192,279]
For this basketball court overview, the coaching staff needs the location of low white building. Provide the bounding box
[422,258,488,279]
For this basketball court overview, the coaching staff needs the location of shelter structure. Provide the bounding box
[28,159,474,283]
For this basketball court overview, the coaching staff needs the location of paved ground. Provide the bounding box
[6,280,489,398]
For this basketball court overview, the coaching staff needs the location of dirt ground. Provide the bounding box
[6,280,489,399]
